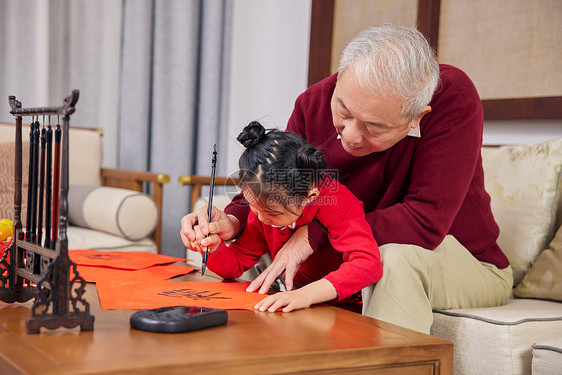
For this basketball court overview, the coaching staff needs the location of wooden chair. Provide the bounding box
[178,175,239,211]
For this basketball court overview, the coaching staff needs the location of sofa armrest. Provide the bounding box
[68,186,158,240]
[101,168,170,253]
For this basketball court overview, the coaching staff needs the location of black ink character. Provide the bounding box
[158,288,233,300]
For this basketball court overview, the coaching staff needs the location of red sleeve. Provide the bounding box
[206,213,268,279]
[314,182,383,300]
[285,88,309,138]
[367,66,484,249]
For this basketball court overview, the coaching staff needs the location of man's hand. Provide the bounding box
[246,225,313,294]
[180,205,239,253]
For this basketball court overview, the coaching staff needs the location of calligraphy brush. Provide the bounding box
[201,144,217,276]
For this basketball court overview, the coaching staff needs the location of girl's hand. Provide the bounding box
[253,279,337,313]
[186,225,222,254]
[254,289,312,313]
[180,204,239,252]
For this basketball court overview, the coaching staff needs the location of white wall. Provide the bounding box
[483,120,562,145]
[225,0,312,175]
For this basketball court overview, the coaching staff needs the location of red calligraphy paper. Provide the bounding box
[69,249,186,270]
[95,279,266,311]
[71,265,197,283]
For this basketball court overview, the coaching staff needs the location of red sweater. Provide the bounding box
[226,65,509,269]
[208,178,382,300]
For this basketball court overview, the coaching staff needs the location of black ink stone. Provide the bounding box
[130,306,228,333]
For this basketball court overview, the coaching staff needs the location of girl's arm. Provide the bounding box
[207,214,269,280]
[315,182,383,300]
[253,279,337,312]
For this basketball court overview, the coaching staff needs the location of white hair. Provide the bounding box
[338,24,439,122]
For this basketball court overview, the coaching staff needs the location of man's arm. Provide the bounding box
[223,191,250,239]
[246,225,314,294]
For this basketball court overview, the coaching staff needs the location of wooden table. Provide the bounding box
[0,271,452,374]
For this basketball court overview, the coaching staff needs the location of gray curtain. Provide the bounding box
[119,0,232,256]
[0,0,74,118]
[0,0,232,257]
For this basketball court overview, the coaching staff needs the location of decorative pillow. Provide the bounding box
[68,186,158,241]
[0,142,30,226]
[513,224,562,301]
[481,137,562,286]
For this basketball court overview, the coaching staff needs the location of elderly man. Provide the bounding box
[181,24,512,334]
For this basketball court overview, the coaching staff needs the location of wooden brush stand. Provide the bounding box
[0,90,94,333]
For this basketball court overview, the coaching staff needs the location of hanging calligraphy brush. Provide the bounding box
[26,120,40,243]
[44,122,53,248]
[51,120,61,249]
[25,118,35,242]
[37,118,46,245]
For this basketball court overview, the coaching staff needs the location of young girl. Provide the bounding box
[201,121,382,312]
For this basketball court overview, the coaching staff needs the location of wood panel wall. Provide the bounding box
[308,0,562,120]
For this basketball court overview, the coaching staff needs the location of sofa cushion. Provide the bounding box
[0,124,103,225]
[532,336,562,375]
[431,298,562,375]
[514,225,562,301]
[481,137,562,285]
[66,126,102,186]
[68,186,158,241]
[67,226,157,253]
[0,122,102,187]
[0,141,30,225]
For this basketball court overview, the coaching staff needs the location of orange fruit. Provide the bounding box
[0,219,13,234]
[0,223,10,241]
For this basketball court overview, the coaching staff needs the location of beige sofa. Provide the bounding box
[181,137,562,375]
[0,122,170,253]
[430,138,562,374]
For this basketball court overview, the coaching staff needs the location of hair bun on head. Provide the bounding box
[237,121,267,148]
[296,144,327,170]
